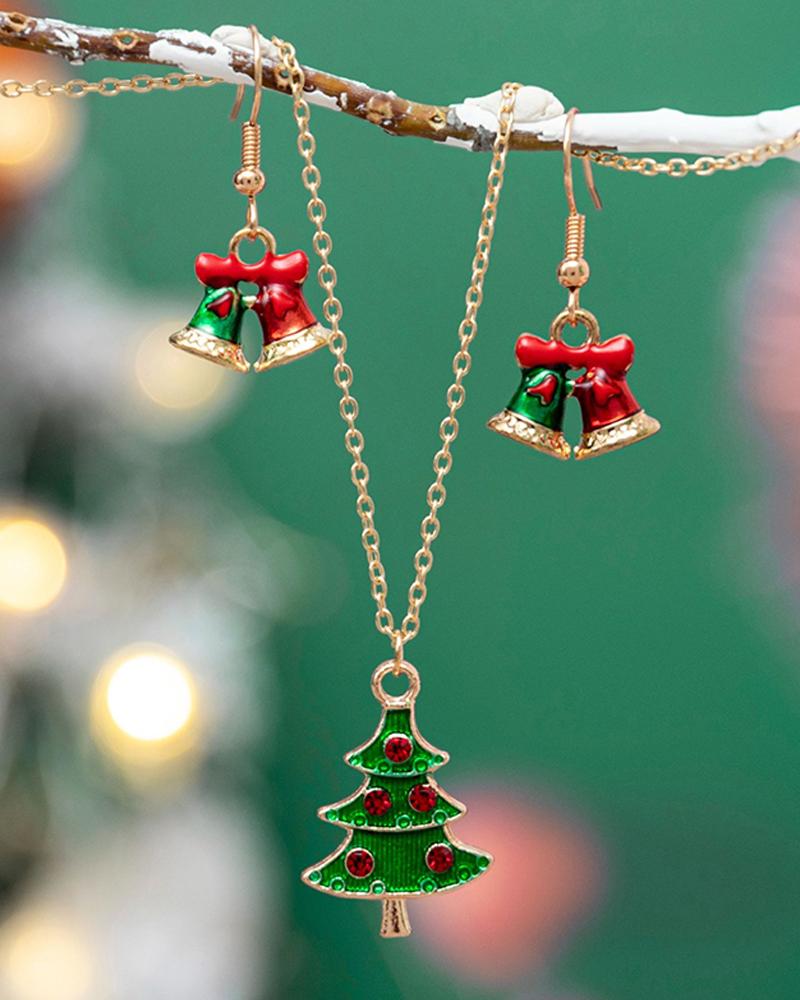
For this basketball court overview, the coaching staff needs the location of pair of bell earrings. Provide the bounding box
[169,61,659,461]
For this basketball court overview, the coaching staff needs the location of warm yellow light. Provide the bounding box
[105,648,196,742]
[0,98,54,167]
[0,517,67,613]
[0,908,93,1000]
[0,81,78,195]
[135,322,227,411]
[91,645,200,780]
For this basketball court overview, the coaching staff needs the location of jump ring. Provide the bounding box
[371,659,420,709]
[549,307,601,345]
[229,225,277,258]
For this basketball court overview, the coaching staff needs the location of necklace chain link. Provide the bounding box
[275,36,519,650]
[581,130,800,176]
[0,73,222,98]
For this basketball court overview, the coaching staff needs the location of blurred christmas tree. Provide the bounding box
[0,44,334,1000]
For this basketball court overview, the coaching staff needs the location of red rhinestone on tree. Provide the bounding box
[364,788,392,817]
[426,844,454,873]
[345,848,375,879]
[383,734,412,763]
[409,784,438,813]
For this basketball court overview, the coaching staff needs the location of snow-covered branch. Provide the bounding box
[0,12,798,159]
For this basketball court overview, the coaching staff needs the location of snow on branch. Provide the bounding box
[0,12,798,159]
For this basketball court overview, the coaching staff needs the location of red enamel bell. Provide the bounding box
[248,250,329,372]
[571,327,660,459]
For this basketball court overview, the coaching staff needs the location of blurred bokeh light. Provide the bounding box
[0,516,67,613]
[414,788,604,986]
[0,907,93,1000]
[134,321,230,412]
[91,644,201,771]
[0,96,55,166]
[0,53,79,198]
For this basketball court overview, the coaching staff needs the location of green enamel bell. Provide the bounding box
[487,334,576,460]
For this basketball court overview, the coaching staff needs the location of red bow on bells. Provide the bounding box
[195,249,319,348]
[514,333,644,433]
[571,336,643,433]
[515,334,590,370]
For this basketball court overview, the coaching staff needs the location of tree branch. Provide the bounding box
[1,12,799,159]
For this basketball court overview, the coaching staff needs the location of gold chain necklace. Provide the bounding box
[0,73,222,98]
[266,39,520,936]
[582,132,800,176]
[275,39,520,660]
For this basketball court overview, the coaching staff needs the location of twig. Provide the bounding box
[0,12,799,158]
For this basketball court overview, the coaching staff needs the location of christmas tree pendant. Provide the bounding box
[169,230,329,373]
[572,333,660,459]
[302,659,492,938]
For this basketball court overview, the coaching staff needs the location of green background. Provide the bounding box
[56,0,800,996]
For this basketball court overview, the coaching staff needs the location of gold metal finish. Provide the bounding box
[557,255,590,289]
[112,30,140,51]
[228,225,277,258]
[274,35,519,653]
[233,123,266,196]
[574,409,661,459]
[563,109,602,213]
[549,307,601,344]
[564,212,586,260]
[392,632,405,676]
[168,327,249,373]
[0,73,222,98]
[486,410,571,460]
[381,899,411,938]
[229,26,267,236]
[230,26,264,124]
[252,323,330,372]
[371,659,421,710]
[559,108,601,322]
[581,130,800,176]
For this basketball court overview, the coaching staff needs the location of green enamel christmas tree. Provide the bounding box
[302,661,492,938]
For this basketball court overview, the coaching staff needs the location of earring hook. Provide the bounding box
[563,107,602,214]
[230,24,264,124]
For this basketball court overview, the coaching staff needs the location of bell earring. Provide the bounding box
[169,25,328,373]
[488,107,659,458]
